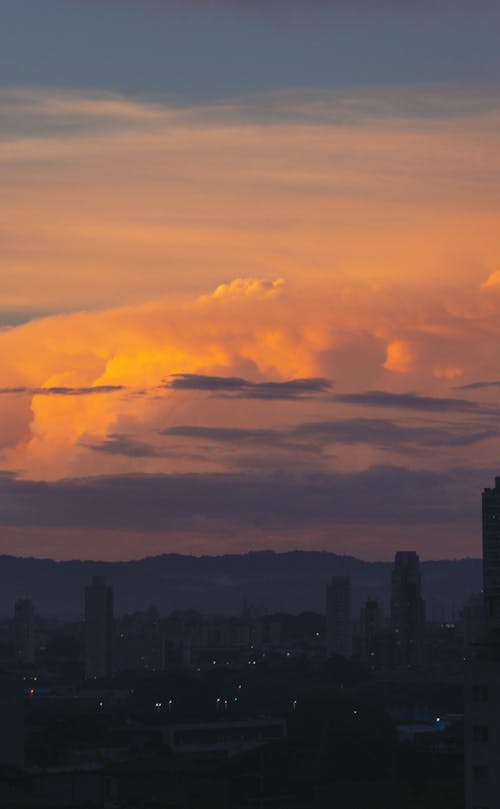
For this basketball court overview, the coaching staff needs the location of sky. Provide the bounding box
[1,0,499,561]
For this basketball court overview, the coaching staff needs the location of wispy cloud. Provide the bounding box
[334,390,481,413]
[454,380,500,391]
[162,418,495,451]
[163,425,284,443]
[165,374,332,399]
[82,433,162,457]
[0,385,125,396]
[293,419,495,449]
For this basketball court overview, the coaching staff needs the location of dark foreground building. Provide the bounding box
[391,551,425,668]
[84,576,113,679]
[465,477,500,809]
[325,576,352,658]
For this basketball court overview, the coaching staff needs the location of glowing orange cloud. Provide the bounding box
[0,271,500,481]
[384,340,413,373]
[1,86,499,315]
[1,86,499,485]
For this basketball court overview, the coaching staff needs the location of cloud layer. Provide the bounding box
[2,86,499,318]
[166,374,331,399]
[1,86,499,558]
[0,465,480,532]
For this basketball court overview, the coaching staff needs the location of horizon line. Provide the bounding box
[0,549,481,565]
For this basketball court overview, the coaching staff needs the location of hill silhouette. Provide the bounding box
[0,551,481,620]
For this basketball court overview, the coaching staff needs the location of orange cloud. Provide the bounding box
[384,340,413,373]
[481,270,500,290]
[1,86,499,316]
[1,87,500,484]
[1,271,500,481]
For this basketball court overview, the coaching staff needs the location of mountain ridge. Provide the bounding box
[0,550,481,620]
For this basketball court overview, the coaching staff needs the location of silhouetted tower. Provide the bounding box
[462,593,484,654]
[84,576,113,679]
[325,576,352,658]
[14,598,35,665]
[482,477,500,629]
[391,551,425,667]
[359,598,382,664]
[464,477,500,808]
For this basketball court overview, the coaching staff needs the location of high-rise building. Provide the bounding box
[482,477,500,629]
[325,576,352,658]
[359,598,382,665]
[390,551,425,668]
[84,576,113,679]
[465,478,500,809]
[462,593,484,655]
[14,598,35,665]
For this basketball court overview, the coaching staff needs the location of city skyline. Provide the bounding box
[1,1,499,560]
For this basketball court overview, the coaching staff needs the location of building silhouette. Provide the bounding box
[359,598,382,665]
[481,477,500,629]
[84,576,113,679]
[14,598,35,665]
[465,477,500,809]
[390,551,425,668]
[325,576,352,658]
[462,593,484,654]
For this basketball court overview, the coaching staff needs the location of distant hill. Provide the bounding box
[0,551,481,621]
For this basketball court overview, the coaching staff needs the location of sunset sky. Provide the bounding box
[1,0,500,560]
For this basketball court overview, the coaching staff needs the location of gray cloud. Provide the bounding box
[0,385,125,396]
[293,419,496,448]
[161,424,315,456]
[164,425,284,443]
[454,381,500,391]
[335,390,480,413]
[82,433,163,458]
[165,374,332,400]
[0,466,482,532]
[162,418,496,451]
[82,433,209,461]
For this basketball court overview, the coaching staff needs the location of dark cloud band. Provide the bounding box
[165,374,332,399]
[161,418,495,451]
[335,390,480,413]
[0,466,481,532]
[0,385,125,396]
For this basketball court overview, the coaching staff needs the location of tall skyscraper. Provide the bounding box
[359,598,382,665]
[14,598,35,665]
[462,593,484,654]
[84,576,113,679]
[325,576,352,658]
[482,477,500,629]
[465,478,500,809]
[390,551,425,668]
